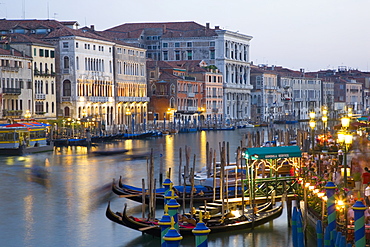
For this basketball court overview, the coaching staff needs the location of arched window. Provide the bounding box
[170,97,175,108]
[63,80,71,96]
[64,106,70,117]
[171,84,175,95]
[63,56,69,69]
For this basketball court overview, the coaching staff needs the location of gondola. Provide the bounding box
[105,201,283,237]
[92,148,129,156]
[112,177,244,204]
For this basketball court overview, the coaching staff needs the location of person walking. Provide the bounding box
[365,182,370,206]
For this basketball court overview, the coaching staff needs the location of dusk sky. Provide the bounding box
[1,0,369,72]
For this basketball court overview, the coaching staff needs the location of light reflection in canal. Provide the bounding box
[0,129,316,247]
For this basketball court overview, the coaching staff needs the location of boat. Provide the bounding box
[236,122,255,128]
[92,148,129,156]
[112,177,243,204]
[0,122,53,155]
[105,201,283,237]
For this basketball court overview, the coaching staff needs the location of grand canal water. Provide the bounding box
[0,128,315,247]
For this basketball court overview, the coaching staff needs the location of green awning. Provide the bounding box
[244,146,302,160]
[357,117,369,121]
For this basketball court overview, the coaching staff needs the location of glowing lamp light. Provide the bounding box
[344,133,353,145]
[317,192,325,198]
[341,117,350,128]
[309,185,315,191]
[322,107,328,116]
[305,182,311,188]
[322,115,328,123]
[337,131,345,143]
[313,189,320,194]
[341,167,351,177]
[309,111,316,119]
[309,120,316,129]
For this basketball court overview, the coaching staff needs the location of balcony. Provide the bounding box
[116,96,149,102]
[187,106,198,111]
[36,94,46,100]
[88,96,109,103]
[3,88,21,95]
[1,66,19,72]
[212,108,219,113]
[187,92,195,98]
[3,110,22,117]
[35,111,46,115]
[61,96,71,102]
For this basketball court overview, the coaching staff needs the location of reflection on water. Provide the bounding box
[0,129,315,247]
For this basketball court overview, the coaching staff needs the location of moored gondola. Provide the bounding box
[105,202,283,237]
[112,177,244,204]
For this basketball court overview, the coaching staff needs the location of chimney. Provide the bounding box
[162,24,167,33]
[206,23,210,29]
[90,25,95,31]
[215,26,220,30]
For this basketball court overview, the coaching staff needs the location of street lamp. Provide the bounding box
[309,111,316,162]
[125,108,131,133]
[322,106,328,150]
[24,110,31,121]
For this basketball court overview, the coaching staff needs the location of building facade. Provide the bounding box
[103,22,252,121]
[0,46,33,121]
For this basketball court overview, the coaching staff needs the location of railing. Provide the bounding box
[36,94,46,100]
[3,88,21,94]
[3,110,22,117]
[187,92,195,98]
[88,96,109,102]
[1,66,19,72]
[243,176,298,199]
[61,96,71,102]
[116,96,149,102]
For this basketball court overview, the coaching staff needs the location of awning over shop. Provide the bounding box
[244,146,302,160]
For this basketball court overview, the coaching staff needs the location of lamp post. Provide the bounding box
[309,111,316,163]
[338,116,352,188]
[125,108,131,133]
[322,106,328,151]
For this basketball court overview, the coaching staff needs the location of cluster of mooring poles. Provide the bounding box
[159,175,211,247]
[292,181,367,247]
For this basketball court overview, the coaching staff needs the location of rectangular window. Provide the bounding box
[63,42,69,48]
[76,42,79,48]
[33,48,36,56]
[175,42,180,48]
[163,51,168,61]
[93,45,96,50]
[210,50,215,59]
[187,50,192,60]
[187,42,192,47]
[210,41,215,46]
[175,51,180,60]
[163,43,168,48]
[45,50,49,57]
[50,51,55,58]
[39,49,44,57]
